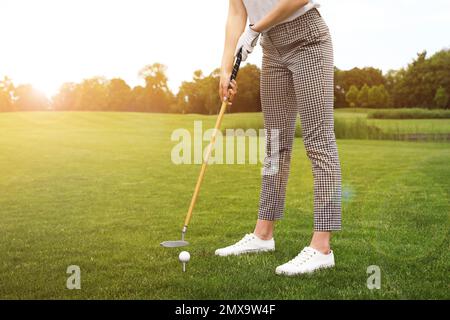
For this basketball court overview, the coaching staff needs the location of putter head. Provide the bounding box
[160,240,189,248]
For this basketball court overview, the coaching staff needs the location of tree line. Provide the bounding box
[1,49,449,114]
[335,49,450,109]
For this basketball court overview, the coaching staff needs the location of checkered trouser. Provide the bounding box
[257,9,342,231]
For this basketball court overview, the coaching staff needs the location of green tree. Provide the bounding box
[130,85,146,112]
[367,85,390,108]
[335,67,385,108]
[74,77,109,111]
[14,84,49,111]
[138,63,175,113]
[377,84,389,107]
[176,70,219,114]
[177,70,206,114]
[434,86,449,109]
[384,69,398,106]
[357,84,370,108]
[107,78,132,111]
[201,72,221,115]
[176,64,261,115]
[52,82,78,111]
[176,81,195,114]
[368,86,380,108]
[390,50,450,108]
[231,64,261,113]
[345,85,359,107]
[0,76,15,112]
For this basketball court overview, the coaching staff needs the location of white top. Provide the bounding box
[242,0,320,29]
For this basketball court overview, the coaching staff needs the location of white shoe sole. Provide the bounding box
[215,247,275,257]
[275,263,335,276]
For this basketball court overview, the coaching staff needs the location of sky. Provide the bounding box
[0,0,449,97]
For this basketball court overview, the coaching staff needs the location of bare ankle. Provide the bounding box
[310,231,332,254]
[254,232,273,241]
[310,244,331,254]
[254,219,275,240]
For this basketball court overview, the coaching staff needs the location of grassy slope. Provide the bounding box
[0,112,448,299]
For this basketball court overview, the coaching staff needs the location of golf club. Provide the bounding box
[161,49,243,248]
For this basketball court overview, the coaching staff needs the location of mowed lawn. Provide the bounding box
[0,111,448,299]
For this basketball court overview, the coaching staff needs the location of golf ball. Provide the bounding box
[179,251,190,263]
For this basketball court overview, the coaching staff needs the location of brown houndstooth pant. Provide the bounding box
[257,8,342,231]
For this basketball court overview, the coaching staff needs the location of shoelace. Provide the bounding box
[230,234,254,248]
[289,248,316,266]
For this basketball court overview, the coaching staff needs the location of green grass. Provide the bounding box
[336,108,450,135]
[222,110,450,139]
[0,111,449,299]
[368,108,450,120]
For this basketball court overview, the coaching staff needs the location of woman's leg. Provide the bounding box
[273,11,342,275]
[255,48,299,240]
[214,50,297,256]
[288,25,342,248]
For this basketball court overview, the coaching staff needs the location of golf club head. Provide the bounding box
[160,240,189,248]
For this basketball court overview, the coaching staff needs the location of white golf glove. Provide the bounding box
[234,24,261,62]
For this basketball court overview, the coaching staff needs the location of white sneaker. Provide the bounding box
[215,233,275,257]
[275,247,335,276]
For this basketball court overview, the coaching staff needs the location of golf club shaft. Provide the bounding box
[183,100,227,227]
[182,49,243,229]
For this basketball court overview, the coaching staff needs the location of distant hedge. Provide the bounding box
[368,108,450,119]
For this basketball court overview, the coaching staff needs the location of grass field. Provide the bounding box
[0,111,449,299]
[337,109,450,135]
[222,109,450,137]
[367,108,450,120]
